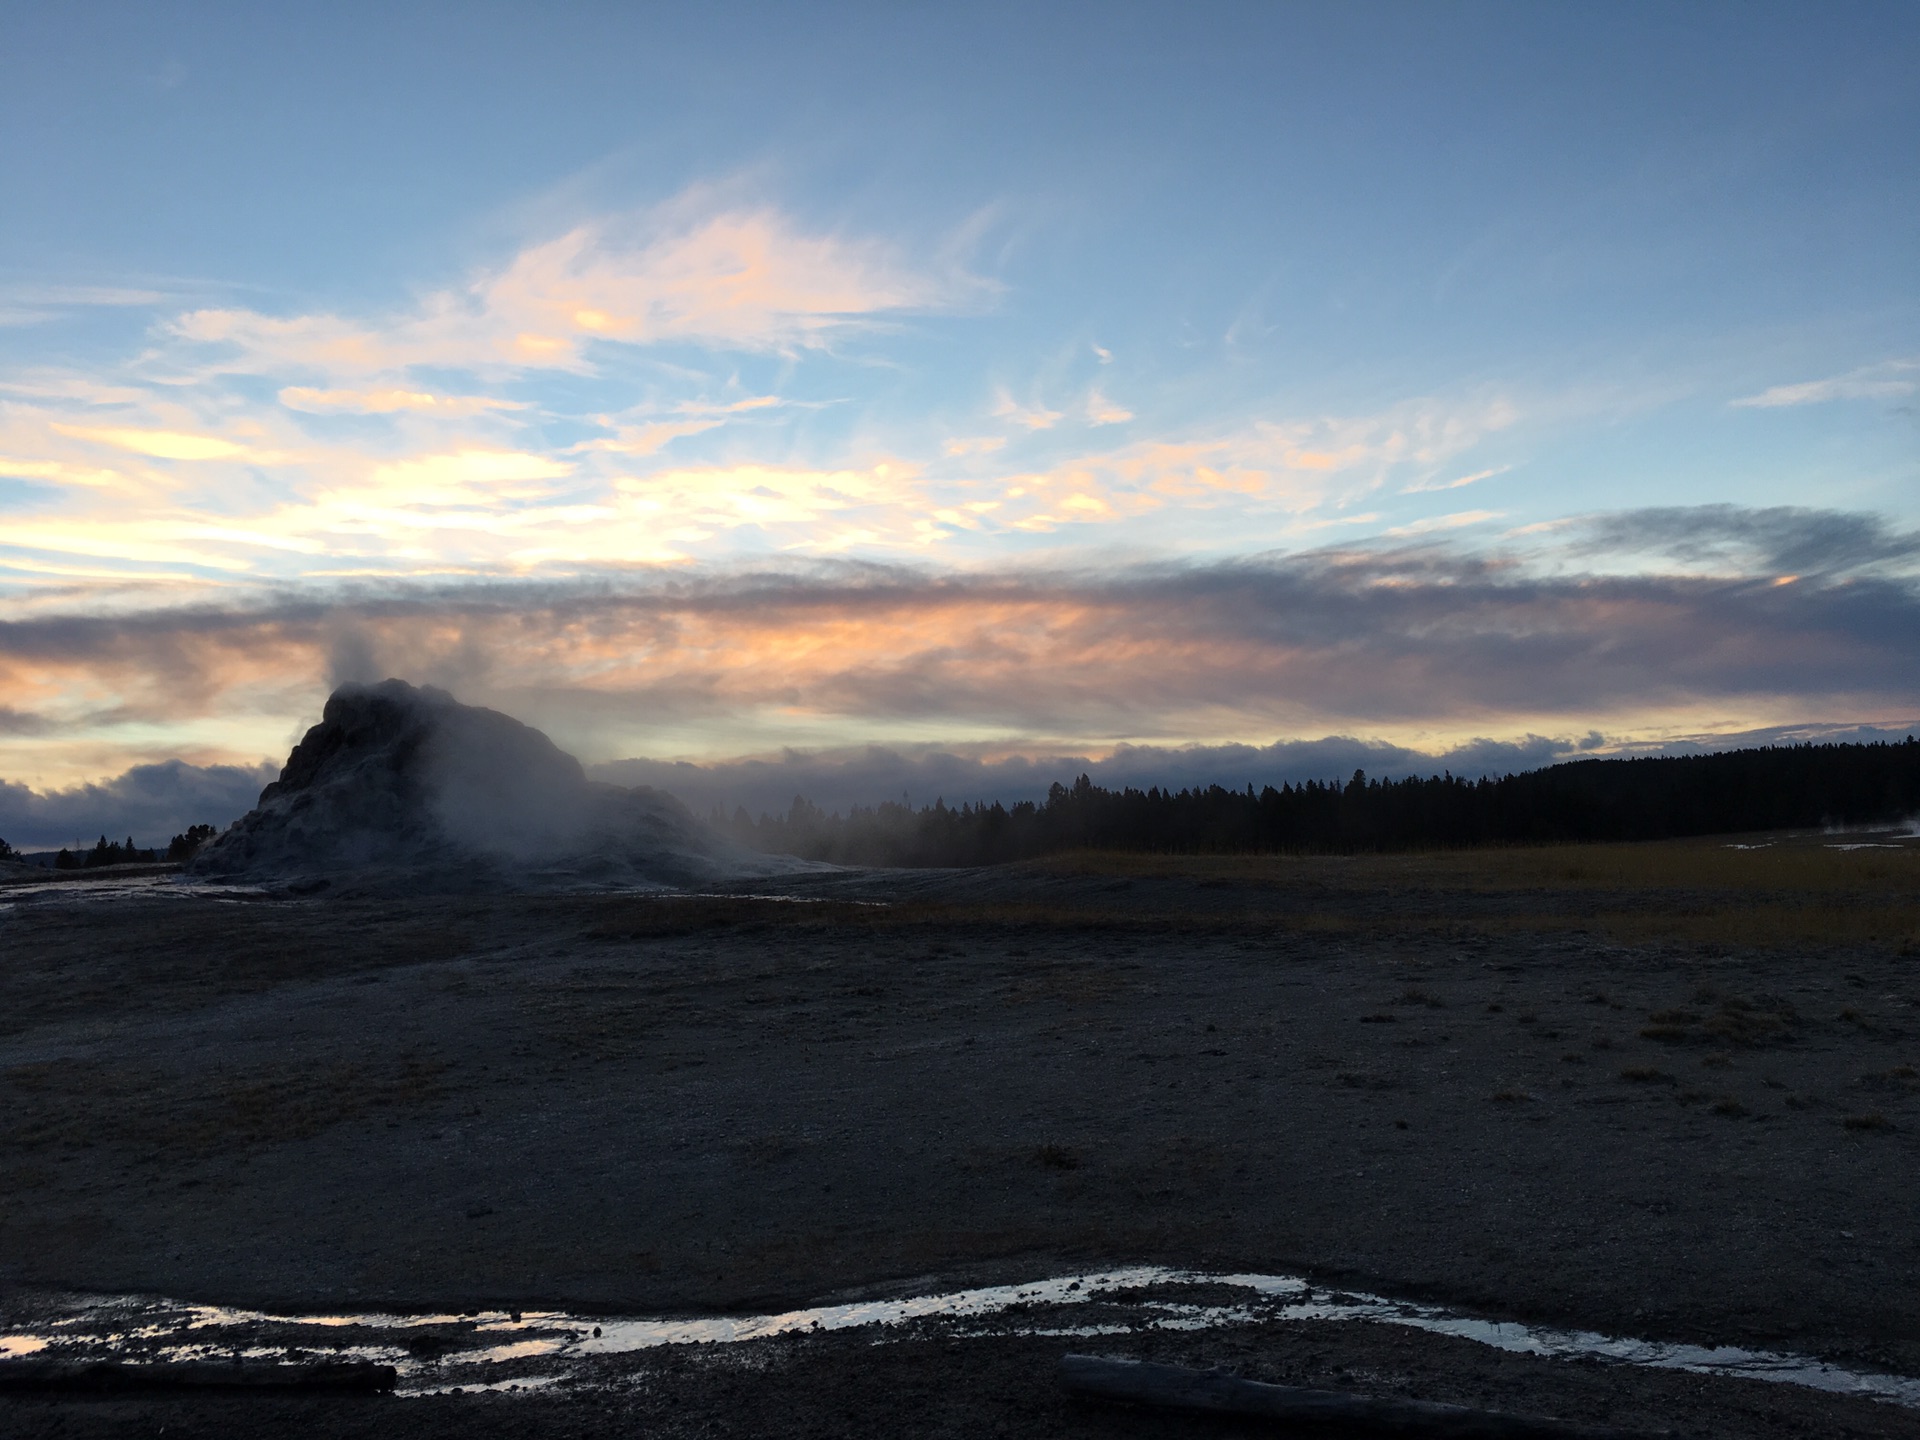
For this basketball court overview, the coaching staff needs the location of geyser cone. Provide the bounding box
[193,679,816,889]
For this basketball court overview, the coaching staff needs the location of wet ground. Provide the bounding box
[8,1265,1919,1405]
[2,836,1918,1435]
[6,1310,1920,1440]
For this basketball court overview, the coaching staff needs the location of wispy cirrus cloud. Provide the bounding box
[606,460,935,554]
[992,391,1064,431]
[1084,389,1133,426]
[2,305,1519,582]
[277,386,526,417]
[0,176,1536,603]
[49,424,262,462]
[174,202,974,380]
[577,395,786,458]
[1385,509,1503,537]
[1401,464,1509,495]
[1731,360,1918,409]
[942,435,1006,458]
[988,396,1516,535]
[0,284,175,329]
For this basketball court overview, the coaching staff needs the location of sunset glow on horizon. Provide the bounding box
[2,4,1916,842]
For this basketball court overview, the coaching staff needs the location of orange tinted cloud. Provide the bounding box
[4,512,1915,786]
[0,373,1520,590]
[479,210,954,357]
[984,398,1516,534]
[1085,389,1133,425]
[175,201,964,380]
[51,425,254,462]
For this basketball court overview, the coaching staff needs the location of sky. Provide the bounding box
[1,2,1917,845]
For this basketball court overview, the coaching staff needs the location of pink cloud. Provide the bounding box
[174,203,967,380]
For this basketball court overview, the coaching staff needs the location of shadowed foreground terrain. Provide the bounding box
[2,836,1918,1436]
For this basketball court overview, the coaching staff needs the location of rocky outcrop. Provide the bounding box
[192,680,815,890]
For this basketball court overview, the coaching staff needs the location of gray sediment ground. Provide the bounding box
[2,839,1918,1436]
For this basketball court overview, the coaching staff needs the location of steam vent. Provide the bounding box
[193,679,813,890]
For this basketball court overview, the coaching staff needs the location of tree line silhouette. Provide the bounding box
[721,738,1920,866]
[54,835,156,869]
[0,824,220,870]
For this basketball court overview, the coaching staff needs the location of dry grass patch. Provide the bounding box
[1001,963,1135,1005]
[574,855,1919,955]
[0,1054,449,1160]
[583,894,1294,940]
[581,896,888,938]
[1640,994,1797,1047]
[1036,837,1920,896]
[1025,842,1920,956]
[1855,1066,1920,1095]
[0,901,481,1035]
[1579,902,1920,952]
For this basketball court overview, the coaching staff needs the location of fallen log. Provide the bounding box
[0,1358,396,1394]
[1059,1355,1665,1440]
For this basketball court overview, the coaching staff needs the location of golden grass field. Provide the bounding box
[1033,833,1920,951]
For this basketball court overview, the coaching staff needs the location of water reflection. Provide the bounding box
[0,874,268,908]
[3,1267,1916,1408]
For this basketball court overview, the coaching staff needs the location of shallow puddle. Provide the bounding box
[5,1267,1918,1407]
[0,878,856,911]
[0,875,268,908]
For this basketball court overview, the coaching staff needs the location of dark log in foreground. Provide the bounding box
[0,1358,396,1394]
[1059,1355,1665,1439]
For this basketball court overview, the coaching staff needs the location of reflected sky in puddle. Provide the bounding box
[0,879,862,913]
[0,875,269,909]
[5,1267,1917,1408]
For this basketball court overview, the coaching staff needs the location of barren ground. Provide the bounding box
[2,836,1918,1437]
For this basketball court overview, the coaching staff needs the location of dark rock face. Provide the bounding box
[193,680,811,889]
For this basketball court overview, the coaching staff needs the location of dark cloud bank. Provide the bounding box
[0,760,276,853]
[2,506,1916,844]
[591,723,1920,822]
[8,724,1914,851]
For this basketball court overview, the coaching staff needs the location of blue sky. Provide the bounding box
[0,2,1916,839]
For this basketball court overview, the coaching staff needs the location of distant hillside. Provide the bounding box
[725,738,1920,866]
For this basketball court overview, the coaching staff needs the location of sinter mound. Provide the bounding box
[192,679,816,890]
